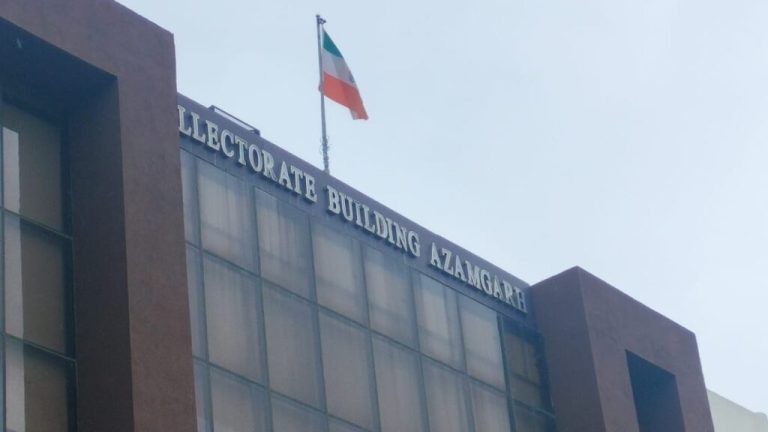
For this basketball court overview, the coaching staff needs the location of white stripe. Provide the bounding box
[321,50,357,87]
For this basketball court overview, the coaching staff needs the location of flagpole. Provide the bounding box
[316,14,330,174]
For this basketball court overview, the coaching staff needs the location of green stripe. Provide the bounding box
[322,31,344,58]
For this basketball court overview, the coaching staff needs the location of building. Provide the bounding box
[0,1,717,431]
[708,391,768,432]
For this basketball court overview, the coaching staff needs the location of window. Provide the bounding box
[627,351,685,432]
[5,215,70,354]
[413,274,464,369]
[459,296,505,389]
[193,361,211,432]
[319,312,375,429]
[2,104,64,231]
[470,381,511,432]
[373,335,426,432]
[501,319,548,410]
[181,146,559,432]
[364,247,417,347]
[186,247,206,358]
[256,189,313,298]
[2,102,75,432]
[423,359,471,432]
[263,284,323,408]
[210,368,268,432]
[204,256,264,382]
[272,397,327,432]
[198,161,258,272]
[313,223,366,323]
[181,150,200,244]
[513,403,554,432]
[329,419,367,432]
[6,338,74,432]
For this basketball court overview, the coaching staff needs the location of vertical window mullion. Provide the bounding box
[458,300,477,432]
[0,82,6,432]
[306,221,328,417]
[499,316,520,432]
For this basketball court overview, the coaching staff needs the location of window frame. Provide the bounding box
[0,91,77,432]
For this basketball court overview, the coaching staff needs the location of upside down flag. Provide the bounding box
[320,29,368,120]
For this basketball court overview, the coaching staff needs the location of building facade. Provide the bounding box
[0,1,717,431]
[179,96,552,432]
[708,391,768,432]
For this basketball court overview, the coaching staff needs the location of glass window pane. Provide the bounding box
[187,247,205,358]
[5,216,70,354]
[501,321,542,384]
[510,375,544,409]
[3,127,19,213]
[193,361,210,432]
[255,189,313,297]
[204,256,263,381]
[181,150,200,245]
[364,247,417,347]
[313,223,366,323]
[5,216,23,341]
[210,368,268,432]
[263,285,323,408]
[6,339,73,432]
[502,326,527,377]
[329,419,366,432]
[514,404,553,432]
[197,161,258,272]
[523,341,542,384]
[414,274,464,369]
[0,337,3,430]
[6,338,25,432]
[2,105,64,230]
[459,296,504,389]
[422,360,471,432]
[372,335,426,432]
[272,397,327,432]
[502,320,546,409]
[470,381,511,432]
[319,312,375,429]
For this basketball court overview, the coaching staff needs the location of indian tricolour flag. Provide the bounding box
[320,29,368,120]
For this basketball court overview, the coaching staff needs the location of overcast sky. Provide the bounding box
[118,0,767,413]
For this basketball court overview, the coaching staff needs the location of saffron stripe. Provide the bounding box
[323,72,368,120]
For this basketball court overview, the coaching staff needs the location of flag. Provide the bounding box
[320,29,368,120]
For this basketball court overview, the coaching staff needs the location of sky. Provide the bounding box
[118,0,768,413]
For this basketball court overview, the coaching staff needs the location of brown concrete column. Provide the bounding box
[531,267,714,432]
[0,1,195,431]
